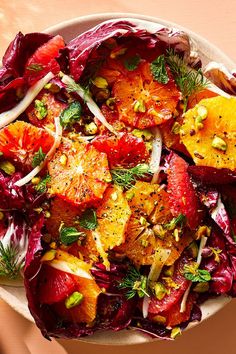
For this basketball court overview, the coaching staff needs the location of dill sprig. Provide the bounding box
[165,50,209,112]
[111,163,150,189]
[0,241,23,279]
[118,267,149,300]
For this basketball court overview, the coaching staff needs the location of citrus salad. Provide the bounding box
[0,19,236,340]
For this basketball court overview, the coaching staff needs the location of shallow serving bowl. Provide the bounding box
[0,12,234,345]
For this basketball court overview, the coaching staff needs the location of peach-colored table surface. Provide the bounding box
[1,1,236,353]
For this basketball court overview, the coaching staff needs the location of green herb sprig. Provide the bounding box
[164,213,186,230]
[59,101,82,127]
[118,267,149,299]
[184,263,211,282]
[78,209,97,230]
[165,50,208,111]
[59,226,86,246]
[0,241,23,279]
[150,54,169,84]
[111,163,150,189]
[32,147,46,168]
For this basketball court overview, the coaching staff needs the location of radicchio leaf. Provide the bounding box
[64,19,192,81]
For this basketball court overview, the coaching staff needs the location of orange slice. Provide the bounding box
[48,139,111,207]
[181,96,236,171]
[0,121,54,169]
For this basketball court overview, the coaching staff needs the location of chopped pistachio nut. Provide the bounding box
[65,291,84,309]
[132,128,153,141]
[154,282,167,300]
[193,282,209,293]
[152,315,166,324]
[111,192,118,201]
[195,225,211,240]
[49,242,57,249]
[84,122,98,135]
[197,105,208,120]
[140,239,149,247]
[133,99,146,113]
[171,122,181,135]
[41,249,56,262]
[0,212,4,220]
[44,82,60,93]
[163,277,180,289]
[106,97,116,109]
[59,154,67,166]
[92,76,108,89]
[44,211,51,218]
[194,115,204,130]
[173,228,179,242]
[164,265,174,277]
[35,99,47,120]
[212,136,227,151]
[110,47,127,59]
[126,190,135,201]
[170,327,182,339]
[139,216,148,226]
[153,224,166,239]
[0,161,15,175]
[31,176,41,185]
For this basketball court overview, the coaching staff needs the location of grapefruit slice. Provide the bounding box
[24,35,65,85]
[181,96,236,171]
[112,61,180,129]
[0,121,54,169]
[48,139,111,207]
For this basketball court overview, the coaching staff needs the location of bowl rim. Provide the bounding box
[0,12,234,345]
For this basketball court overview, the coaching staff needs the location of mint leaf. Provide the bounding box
[32,147,46,168]
[184,267,211,282]
[59,101,82,127]
[59,226,86,246]
[150,55,169,84]
[124,54,141,71]
[78,209,97,230]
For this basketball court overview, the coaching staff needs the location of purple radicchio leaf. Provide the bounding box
[202,229,233,294]
[64,19,192,81]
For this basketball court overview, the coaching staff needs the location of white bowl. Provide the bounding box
[0,12,234,345]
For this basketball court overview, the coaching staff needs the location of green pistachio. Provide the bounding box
[65,291,84,309]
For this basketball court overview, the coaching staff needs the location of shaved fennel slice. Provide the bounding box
[142,248,171,318]
[0,72,54,129]
[49,259,93,280]
[150,127,162,184]
[61,74,117,135]
[14,117,62,187]
[180,236,208,313]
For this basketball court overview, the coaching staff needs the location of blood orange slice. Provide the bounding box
[24,35,65,85]
[48,139,111,207]
[113,61,180,129]
[26,91,67,129]
[92,132,149,168]
[0,121,54,169]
